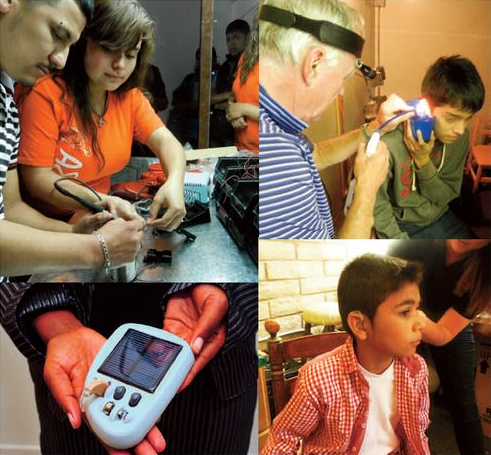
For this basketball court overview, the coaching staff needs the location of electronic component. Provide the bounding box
[143,249,172,264]
[366,131,381,157]
[81,324,194,449]
[407,98,435,141]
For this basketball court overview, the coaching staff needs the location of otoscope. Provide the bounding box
[365,98,435,156]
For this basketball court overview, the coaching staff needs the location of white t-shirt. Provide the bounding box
[358,361,400,455]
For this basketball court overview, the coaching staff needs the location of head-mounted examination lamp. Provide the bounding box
[260,5,377,79]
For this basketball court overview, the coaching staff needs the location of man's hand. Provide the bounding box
[403,120,436,168]
[105,196,143,222]
[42,323,165,455]
[374,94,416,134]
[96,218,144,268]
[355,140,389,194]
[231,117,248,130]
[164,284,229,390]
[71,211,115,234]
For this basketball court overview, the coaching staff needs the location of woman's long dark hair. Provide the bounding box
[238,10,258,86]
[54,0,155,170]
[454,242,491,317]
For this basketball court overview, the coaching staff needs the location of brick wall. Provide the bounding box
[259,239,394,340]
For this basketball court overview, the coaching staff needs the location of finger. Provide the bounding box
[44,365,81,429]
[179,325,227,391]
[189,286,229,354]
[146,198,161,223]
[144,426,166,453]
[133,438,158,455]
[101,199,118,218]
[416,129,425,145]
[403,122,416,150]
[429,131,436,147]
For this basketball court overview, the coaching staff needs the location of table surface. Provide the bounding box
[30,156,257,283]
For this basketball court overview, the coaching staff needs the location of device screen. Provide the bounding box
[98,329,183,393]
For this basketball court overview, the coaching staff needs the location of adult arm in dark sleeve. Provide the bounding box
[165,283,257,352]
[0,283,89,361]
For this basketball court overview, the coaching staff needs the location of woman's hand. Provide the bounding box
[147,178,186,231]
[226,102,244,121]
[105,195,144,222]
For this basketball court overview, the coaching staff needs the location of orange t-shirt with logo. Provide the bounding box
[17,76,163,196]
[232,57,259,154]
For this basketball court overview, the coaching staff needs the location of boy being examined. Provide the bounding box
[374,55,485,239]
[262,254,430,455]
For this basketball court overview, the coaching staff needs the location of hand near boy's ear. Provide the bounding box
[347,311,369,340]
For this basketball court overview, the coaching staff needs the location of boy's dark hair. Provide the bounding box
[226,19,250,36]
[421,55,485,113]
[337,254,423,337]
[26,0,95,21]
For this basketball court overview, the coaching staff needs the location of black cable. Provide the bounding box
[54,177,106,214]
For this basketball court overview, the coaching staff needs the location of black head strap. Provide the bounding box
[260,4,364,58]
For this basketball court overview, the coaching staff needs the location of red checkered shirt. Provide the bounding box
[262,337,430,455]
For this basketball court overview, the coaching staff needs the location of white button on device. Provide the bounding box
[80,324,194,449]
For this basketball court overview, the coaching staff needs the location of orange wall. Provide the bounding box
[379,0,491,117]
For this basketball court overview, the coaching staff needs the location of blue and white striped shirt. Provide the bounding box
[259,85,335,239]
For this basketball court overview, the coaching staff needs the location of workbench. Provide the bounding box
[30,152,257,283]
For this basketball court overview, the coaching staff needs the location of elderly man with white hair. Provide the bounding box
[259,0,414,239]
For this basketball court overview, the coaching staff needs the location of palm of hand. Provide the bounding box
[164,294,211,344]
[44,327,106,406]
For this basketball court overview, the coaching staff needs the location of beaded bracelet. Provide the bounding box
[93,232,111,274]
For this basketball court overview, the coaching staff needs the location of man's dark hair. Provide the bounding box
[421,55,485,113]
[337,254,423,337]
[26,0,95,21]
[226,19,250,36]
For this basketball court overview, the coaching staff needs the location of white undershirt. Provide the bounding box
[358,361,400,455]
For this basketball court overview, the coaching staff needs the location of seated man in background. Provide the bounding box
[210,19,250,147]
[374,55,485,239]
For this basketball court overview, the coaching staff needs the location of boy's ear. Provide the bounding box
[347,310,370,341]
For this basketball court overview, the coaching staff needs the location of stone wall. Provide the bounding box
[258,239,393,340]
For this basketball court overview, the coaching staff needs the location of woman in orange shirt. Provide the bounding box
[17,0,185,231]
[226,13,259,154]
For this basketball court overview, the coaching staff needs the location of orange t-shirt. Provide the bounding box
[17,76,163,195]
[232,58,259,153]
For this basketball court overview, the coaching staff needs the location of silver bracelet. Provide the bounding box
[93,232,111,274]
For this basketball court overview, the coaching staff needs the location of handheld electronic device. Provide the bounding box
[407,98,435,141]
[365,131,381,157]
[80,324,194,449]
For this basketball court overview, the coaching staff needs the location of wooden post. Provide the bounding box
[198,0,213,149]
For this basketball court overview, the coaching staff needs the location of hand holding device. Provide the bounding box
[407,98,435,142]
[164,284,228,390]
[81,324,194,450]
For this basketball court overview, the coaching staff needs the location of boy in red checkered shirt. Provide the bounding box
[262,254,430,455]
